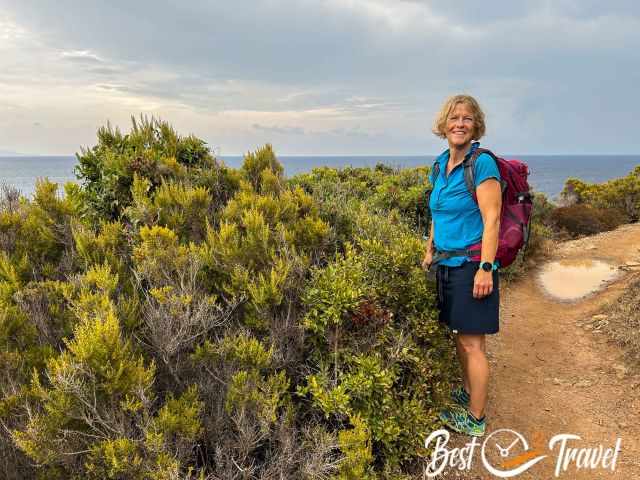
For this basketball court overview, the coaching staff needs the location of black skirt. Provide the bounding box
[435,261,499,334]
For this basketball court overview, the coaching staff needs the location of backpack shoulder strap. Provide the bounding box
[431,159,440,184]
[463,148,498,201]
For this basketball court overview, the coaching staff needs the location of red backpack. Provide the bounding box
[429,148,533,268]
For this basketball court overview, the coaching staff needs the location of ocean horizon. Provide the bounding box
[1,154,639,201]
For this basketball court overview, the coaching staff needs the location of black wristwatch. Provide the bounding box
[479,261,495,272]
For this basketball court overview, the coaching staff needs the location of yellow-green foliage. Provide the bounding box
[132,224,206,290]
[126,175,212,242]
[76,116,239,221]
[1,120,468,479]
[225,369,290,427]
[85,438,145,479]
[202,174,330,328]
[14,130,640,478]
[290,164,431,238]
[221,183,329,254]
[193,332,274,371]
[154,182,211,241]
[241,143,284,193]
[0,180,77,282]
[303,246,366,335]
[84,385,204,480]
[148,385,203,450]
[300,209,454,470]
[14,280,74,348]
[337,415,376,480]
[72,220,130,278]
[13,301,155,465]
[192,331,290,433]
[563,166,640,221]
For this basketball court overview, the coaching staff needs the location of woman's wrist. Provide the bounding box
[478,260,498,272]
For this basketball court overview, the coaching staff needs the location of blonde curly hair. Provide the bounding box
[432,94,486,141]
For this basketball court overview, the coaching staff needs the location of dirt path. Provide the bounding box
[437,224,640,479]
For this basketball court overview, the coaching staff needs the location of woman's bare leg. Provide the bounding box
[455,335,470,394]
[458,333,488,419]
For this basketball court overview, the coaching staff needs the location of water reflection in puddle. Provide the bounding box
[538,259,619,301]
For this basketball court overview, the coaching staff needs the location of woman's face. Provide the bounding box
[445,102,475,149]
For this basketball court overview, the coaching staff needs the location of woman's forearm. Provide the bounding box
[480,215,500,264]
[425,221,435,254]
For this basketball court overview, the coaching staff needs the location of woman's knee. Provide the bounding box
[457,334,485,355]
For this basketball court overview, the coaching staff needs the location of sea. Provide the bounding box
[1,154,638,201]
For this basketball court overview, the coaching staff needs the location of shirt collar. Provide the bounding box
[436,141,480,164]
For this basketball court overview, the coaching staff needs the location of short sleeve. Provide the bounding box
[474,153,500,187]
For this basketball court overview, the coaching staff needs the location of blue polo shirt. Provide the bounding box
[429,142,501,267]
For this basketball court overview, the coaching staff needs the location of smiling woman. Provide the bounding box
[422,94,502,437]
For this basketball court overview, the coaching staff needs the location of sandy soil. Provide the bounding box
[428,224,640,479]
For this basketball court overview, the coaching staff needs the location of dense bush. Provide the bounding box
[550,204,627,237]
[555,168,640,237]
[290,164,431,243]
[75,116,240,223]
[0,120,456,479]
[9,118,633,478]
[562,166,640,222]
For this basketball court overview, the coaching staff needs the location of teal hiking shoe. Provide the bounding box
[439,405,486,437]
[451,386,470,407]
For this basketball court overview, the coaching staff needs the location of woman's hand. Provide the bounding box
[473,269,493,298]
[422,250,433,271]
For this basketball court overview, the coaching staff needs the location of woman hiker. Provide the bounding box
[422,94,502,437]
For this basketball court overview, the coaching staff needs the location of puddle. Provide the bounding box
[538,259,619,301]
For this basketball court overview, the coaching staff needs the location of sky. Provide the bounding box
[0,0,638,156]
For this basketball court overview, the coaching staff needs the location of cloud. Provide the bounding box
[0,1,638,154]
[252,124,305,136]
[328,126,372,139]
[60,49,103,64]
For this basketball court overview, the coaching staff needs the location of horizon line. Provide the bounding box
[2,152,640,158]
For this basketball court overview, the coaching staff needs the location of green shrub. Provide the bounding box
[562,166,640,222]
[0,179,78,283]
[241,143,284,193]
[550,204,626,237]
[300,210,455,472]
[75,116,239,222]
[1,120,462,478]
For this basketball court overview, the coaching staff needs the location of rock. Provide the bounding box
[613,364,628,379]
[552,377,579,386]
[574,379,592,388]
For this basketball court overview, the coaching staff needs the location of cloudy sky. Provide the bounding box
[0,0,638,155]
